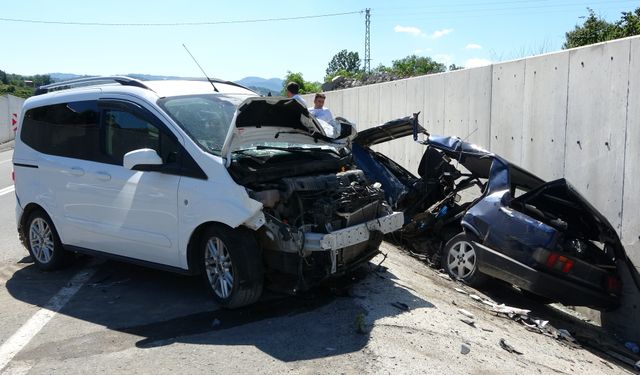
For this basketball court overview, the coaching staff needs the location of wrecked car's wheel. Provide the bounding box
[26,210,68,271]
[443,233,487,287]
[200,224,263,308]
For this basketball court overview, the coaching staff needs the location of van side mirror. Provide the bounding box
[123,149,163,171]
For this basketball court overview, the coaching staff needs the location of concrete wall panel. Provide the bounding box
[490,60,526,164]
[622,37,640,271]
[0,95,22,144]
[360,84,381,130]
[406,76,425,124]
[564,40,630,231]
[341,88,359,124]
[327,90,343,120]
[444,69,469,138]
[466,65,493,148]
[521,52,570,180]
[423,74,445,135]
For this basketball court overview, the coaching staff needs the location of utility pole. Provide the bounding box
[364,8,371,74]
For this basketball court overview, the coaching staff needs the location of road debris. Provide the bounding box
[499,338,523,355]
[491,304,531,318]
[438,272,452,281]
[457,309,475,319]
[454,287,468,295]
[625,341,639,354]
[391,302,410,311]
[461,344,471,355]
[460,318,476,328]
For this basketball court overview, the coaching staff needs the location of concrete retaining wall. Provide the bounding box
[303,35,640,339]
[0,94,24,144]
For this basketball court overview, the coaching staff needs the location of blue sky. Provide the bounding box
[1,0,637,82]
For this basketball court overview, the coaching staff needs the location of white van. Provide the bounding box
[13,77,403,307]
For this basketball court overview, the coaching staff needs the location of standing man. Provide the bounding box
[308,93,334,123]
[285,82,307,107]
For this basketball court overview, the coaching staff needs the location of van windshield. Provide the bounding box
[158,94,250,155]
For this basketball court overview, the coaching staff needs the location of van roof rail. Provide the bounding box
[35,76,152,96]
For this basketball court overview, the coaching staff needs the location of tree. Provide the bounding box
[448,64,464,71]
[281,71,321,95]
[613,8,640,39]
[389,55,446,78]
[326,50,361,77]
[0,70,7,84]
[564,7,640,49]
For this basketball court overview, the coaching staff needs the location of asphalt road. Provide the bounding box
[0,147,633,374]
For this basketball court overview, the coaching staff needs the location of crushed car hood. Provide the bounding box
[221,97,336,162]
[354,114,426,147]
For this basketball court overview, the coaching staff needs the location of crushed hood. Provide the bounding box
[354,114,426,147]
[221,97,336,161]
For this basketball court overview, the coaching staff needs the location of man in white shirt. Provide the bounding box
[308,93,333,123]
[285,82,307,107]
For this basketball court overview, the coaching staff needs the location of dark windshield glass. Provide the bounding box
[158,94,249,155]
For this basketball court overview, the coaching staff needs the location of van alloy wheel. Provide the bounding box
[25,210,68,270]
[29,217,55,264]
[204,236,234,299]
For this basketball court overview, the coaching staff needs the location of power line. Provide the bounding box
[0,10,363,27]
[376,0,636,17]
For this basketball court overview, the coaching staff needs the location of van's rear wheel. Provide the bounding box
[200,224,263,308]
[26,210,68,270]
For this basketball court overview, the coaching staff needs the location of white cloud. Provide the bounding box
[465,43,482,50]
[430,28,453,39]
[465,58,492,68]
[434,54,454,66]
[394,25,424,36]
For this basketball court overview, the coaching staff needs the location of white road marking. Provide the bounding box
[0,269,96,372]
[0,186,14,196]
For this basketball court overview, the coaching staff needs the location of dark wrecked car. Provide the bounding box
[352,114,638,309]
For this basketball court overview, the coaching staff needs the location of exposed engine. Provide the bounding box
[250,170,389,240]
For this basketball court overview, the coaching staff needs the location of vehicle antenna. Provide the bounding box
[455,126,480,166]
[182,43,218,92]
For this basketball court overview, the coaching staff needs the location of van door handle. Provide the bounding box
[64,167,85,177]
[95,171,111,181]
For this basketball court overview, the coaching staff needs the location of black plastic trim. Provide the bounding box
[13,163,38,169]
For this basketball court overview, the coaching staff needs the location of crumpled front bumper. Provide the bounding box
[302,211,404,274]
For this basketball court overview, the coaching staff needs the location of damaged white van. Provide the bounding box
[13,77,403,307]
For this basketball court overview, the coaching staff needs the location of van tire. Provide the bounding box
[25,210,68,271]
[199,224,263,308]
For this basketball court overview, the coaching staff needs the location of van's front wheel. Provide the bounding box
[200,224,263,308]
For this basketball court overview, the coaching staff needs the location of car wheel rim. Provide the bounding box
[447,240,477,279]
[29,218,54,264]
[204,236,234,299]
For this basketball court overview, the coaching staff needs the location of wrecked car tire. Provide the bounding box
[443,233,488,287]
[26,210,69,271]
[200,224,263,308]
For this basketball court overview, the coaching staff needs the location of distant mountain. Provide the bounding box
[48,73,284,94]
[235,77,284,94]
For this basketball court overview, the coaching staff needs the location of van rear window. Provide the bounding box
[21,101,101,161]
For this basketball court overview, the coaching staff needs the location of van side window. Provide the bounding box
[103,109,178,165]
[21,101,101,161]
